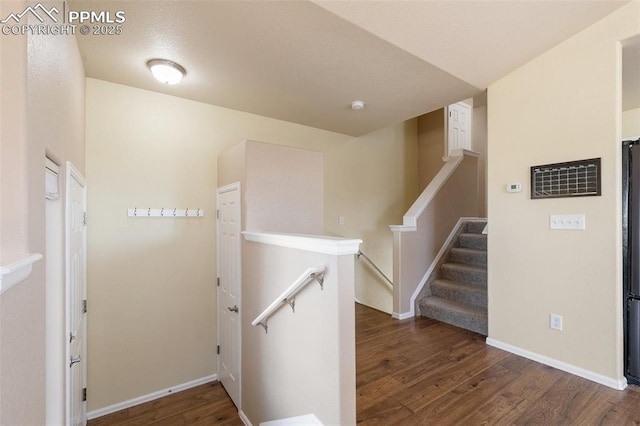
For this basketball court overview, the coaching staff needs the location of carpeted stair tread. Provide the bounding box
[464,221,487,234]
[431,279,487,308]
[458,233,487,250]
[418,220,488,336]
[419,296,488,335]
[439,262,487,286]
[449,247,487,266]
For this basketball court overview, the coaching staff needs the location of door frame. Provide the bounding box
[46,156,65,425]
[216,181,242,408]
[65,162,87,425]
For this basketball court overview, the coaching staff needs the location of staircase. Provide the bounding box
[418,220,487,335]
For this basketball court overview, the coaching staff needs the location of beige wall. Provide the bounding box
[417,109,445,192]
[487,2,640,384]
[623,107,640,139]
[0,4,86,423]
[0,12,42,424]
[86,79,413,410]
[472,93,488,217]
[219,140,324,234]
[324,122,418,314]
[85,79,342,410]
[242,240,356,425]
[245,141,324,234]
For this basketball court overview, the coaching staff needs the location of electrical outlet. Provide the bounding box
[550,313,563,331]
[338,216,345,226]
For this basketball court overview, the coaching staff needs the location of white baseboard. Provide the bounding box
[261,413,323,425]
[87,374,218,420]
[239,410,253,426]
[486,338,627,390]
[392,311,413,320]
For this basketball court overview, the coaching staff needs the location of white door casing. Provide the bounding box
[65,162,87,426]
[216,182,242,408]
[447,102,471,155]
[46,157,65,425]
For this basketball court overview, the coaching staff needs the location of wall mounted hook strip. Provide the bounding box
[127,208,205,218]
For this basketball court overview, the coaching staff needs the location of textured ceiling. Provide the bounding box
[71,0,631,136]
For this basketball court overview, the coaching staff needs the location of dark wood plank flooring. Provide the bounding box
[355,303,640,425]
[87,381,242,426]
[89,303,640,425]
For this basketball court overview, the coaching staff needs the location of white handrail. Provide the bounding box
[252,266,326,333]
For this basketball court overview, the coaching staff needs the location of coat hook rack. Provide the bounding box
[127,208,205,218]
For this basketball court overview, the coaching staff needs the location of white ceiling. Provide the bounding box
[72,0,632,136]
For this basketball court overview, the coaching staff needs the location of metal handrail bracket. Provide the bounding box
[251,266,326,334]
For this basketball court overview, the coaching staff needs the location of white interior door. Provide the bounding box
[447,102,471,155]
[216,182,241,408]
[66,162,87,426]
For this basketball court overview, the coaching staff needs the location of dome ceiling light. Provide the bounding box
[147,59,186,85]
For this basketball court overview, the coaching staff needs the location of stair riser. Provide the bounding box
[458,234,487,250]
[448,249,487,266]
[431,283,487,308]
[419,301,488,335]
[439,265,486,286]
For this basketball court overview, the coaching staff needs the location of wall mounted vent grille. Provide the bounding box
[531,158,601,199]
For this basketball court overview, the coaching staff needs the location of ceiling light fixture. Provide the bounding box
[351,100,365,110]
[147,59,186,85]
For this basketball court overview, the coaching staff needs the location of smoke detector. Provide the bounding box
[351,100,365,110]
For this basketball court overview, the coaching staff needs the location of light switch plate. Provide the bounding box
[549,214,585,230]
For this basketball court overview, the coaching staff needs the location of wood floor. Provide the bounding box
[89,303,640,425]
[87,381,242,426]
[355,304,640,425]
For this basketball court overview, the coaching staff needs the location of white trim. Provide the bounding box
[390,150,479,232]
[0,253,43,295]
[217,181,241,194]
[486,338,627,390]
[243,232,362,256]
[239,410,253,426]
[261,414,323,425]
[392,311,414,320]
[86,374,218,420]
[457,149,480,158]
[389,225,416,233]
[45,157,60,200]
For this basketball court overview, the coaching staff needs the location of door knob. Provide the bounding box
[227,305,239,313]
[69,355,82,368]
